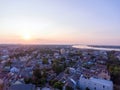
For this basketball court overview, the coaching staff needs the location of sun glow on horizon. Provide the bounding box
[22,33,31,40]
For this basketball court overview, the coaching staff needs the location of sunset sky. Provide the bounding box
[0,0,120,45]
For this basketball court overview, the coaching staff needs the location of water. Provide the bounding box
[73,45,120,51]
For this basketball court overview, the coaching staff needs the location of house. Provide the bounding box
[9,84,35,90]
[98,70,110,80]
[10,67,19,73]
[78,75,113,90]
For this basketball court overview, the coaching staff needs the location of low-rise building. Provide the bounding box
[78,75,113,90]
[9,84,35,90]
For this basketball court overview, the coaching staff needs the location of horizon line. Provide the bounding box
[0,43,120,46]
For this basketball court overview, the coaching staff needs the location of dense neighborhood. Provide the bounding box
[0,45,119,90]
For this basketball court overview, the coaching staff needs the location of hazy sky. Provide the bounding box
[0,0,120,45]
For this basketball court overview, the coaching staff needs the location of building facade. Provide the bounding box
[78,75,113,90]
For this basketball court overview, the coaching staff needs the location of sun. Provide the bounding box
[22,34,31,40]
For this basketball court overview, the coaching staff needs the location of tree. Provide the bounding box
[49,79,58,86]
[24,77,32,84]
[41,69,47,78]
[86,87,90,90]
[42,58,49,64]
[66,86,73,90]
[107,51,120,86]
[52,63,65,74]
[33,68,41,78]
[40,77,46,86]
[53,81,64,90]
[5,60,12,67]
[32,68,41,85]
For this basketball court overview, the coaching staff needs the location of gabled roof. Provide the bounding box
[9,84,35,90]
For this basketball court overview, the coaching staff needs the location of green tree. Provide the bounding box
[42,58,49,64]
[66,86,73,90]
[32,68,41,85]
[107,52,120,86]
[40,77,46,86]
[53,81,64,90]
[24,77,32,84]
[49,79,58,86]
[33,68,41,78]
[52,63,65,74]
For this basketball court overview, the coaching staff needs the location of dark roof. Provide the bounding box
[9,84,35,90]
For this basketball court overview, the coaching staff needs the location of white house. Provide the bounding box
[78,75,113,90]
[10,67,19,73]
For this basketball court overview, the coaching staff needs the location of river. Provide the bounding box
[73,45,120,51]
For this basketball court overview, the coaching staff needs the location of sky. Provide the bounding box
[0,0,120,45]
